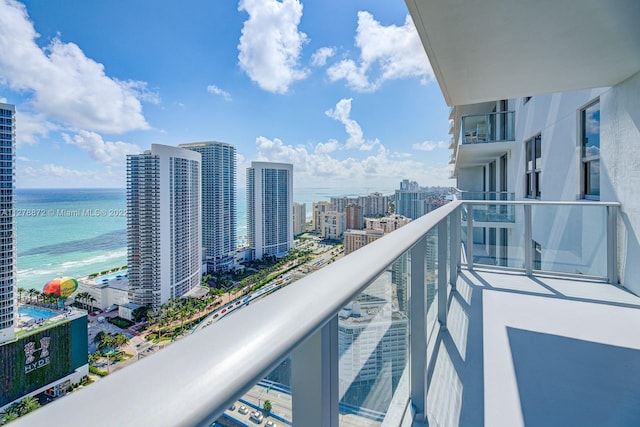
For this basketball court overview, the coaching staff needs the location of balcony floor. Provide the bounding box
[427,268,640,427]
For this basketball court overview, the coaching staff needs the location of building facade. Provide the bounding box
[319,211,346,240]
[345,204,364,230]
[394,189,429,220]
[127,144,201,310]
[246,162,293,260]
[0,103,15,344]
[312,201,331,233]
[365,215,412,234]
[343,229,384,255]
[179,142,236,272]
[292,202,306,235]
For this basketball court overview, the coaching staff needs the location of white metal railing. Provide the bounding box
[14,197,621,426]
[16,201,463,427]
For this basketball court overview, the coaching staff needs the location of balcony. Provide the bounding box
[461,111,514,145]
[16,199,638,427]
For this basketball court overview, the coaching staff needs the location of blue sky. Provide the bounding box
[0,0,452,191]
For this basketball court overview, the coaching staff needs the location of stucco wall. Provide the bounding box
[601,70,640,294]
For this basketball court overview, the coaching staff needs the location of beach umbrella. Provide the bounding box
[43,277,78,298]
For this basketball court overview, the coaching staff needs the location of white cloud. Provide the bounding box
[310,47,335,67]
[19,163,125,188]
[14,110,59,146]
[327,12,433,92]
[0,0,156,133]
[324,98,378,151]
[254,136,452,188]
[412,140,448,151]
[63,130,141,167]
[314,139,339,154]
[238,0,309,94]
[207,84,232,101]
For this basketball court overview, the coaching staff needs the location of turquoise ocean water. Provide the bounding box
[17,185,395,290]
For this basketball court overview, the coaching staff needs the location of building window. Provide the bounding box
[581,99,600,199]
[525,134,541,198]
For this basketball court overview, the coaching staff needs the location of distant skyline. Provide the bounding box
[0,0,452,190]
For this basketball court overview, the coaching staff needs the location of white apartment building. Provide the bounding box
[247,162,293,260]
[127,144,202,310]
[319,211,346,240]
[292,202,306,235]
[312,201,331,233]
[0,103,15,344]
[358,193,389,217]
[407,0,640,294]
[179,142,236,272]
[394,188,430,220]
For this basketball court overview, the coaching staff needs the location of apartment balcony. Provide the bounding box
[17,199,638,427]
[451,111,515,172]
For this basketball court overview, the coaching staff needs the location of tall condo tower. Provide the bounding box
[0,103,15,344]
[127,144,201,310]
[247,162,293,260]
[179,142,236,272]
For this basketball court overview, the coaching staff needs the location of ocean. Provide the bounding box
[16,185,396,290]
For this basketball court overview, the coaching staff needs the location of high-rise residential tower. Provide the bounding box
[179,142,236,272]
[0,103,15,344]
[127,144,201,310]
[292,202,306,235]
[246,162,293,260]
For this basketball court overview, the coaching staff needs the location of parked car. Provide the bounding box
[238,406,248,415]
[265,421,277,427]
[228,403,236,411]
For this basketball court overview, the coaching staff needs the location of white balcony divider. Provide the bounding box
[15,201,462,427]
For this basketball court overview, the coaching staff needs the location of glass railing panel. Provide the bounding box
[531,204,607,276]
[426,227,438,348]
[461,201,515,223]
[216,359,292,426]
[338,254,409,426]
[464,204,525,269]
[460,111,515,144]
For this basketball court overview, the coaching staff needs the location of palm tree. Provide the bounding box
[88,351,101,366]
[27,288,38,304]
[17,287,26,304]
[114,333,129,348]
[87,295,97,311]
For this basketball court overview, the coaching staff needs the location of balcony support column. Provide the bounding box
[466,204,474,269]
[438,219,448,327]
[291,316,339,427]
[450,206,460,288]
[607,205,619,285]
[410,236,427,423]
[524,204,532,275]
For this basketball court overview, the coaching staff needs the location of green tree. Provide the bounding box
[16,287,26,304]
[262,400,272,414]
[17,396,40,416]
[88,351,102,366]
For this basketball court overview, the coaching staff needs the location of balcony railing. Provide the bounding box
[461,111,515,144]
[15,199,620,427]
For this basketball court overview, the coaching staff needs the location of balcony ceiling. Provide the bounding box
[406,0,640,106]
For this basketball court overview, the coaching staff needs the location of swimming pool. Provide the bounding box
[97,269,128,283]
[18,305,58,321]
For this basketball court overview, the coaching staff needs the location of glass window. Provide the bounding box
[525,134,541,198]
[582,100,600,199]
